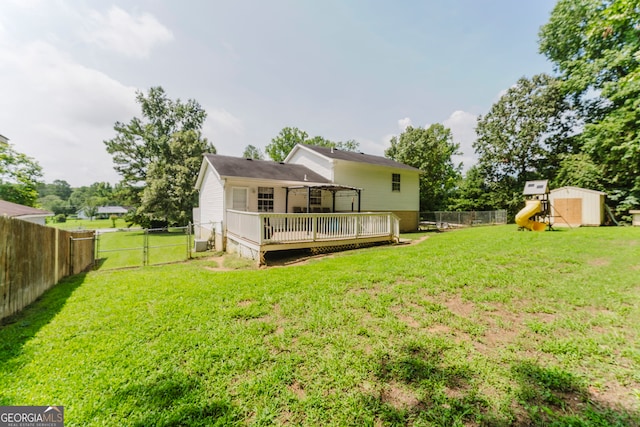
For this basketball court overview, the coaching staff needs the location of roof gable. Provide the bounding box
[550,186,606,196]
[287,144,420,171]
[0,200,53,218]
[200,154,331,184]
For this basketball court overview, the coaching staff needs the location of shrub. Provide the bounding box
[54,214,66,223]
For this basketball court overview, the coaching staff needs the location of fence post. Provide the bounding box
[55,228,59,281]
[95,231,100,267]
[143,229,149,266]
[187,222,192,260]
[69,235,74,275]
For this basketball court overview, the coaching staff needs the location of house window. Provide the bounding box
[258,187,274,212]
[310,189,322,206]
[392,173,401,192]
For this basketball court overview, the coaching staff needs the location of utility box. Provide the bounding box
[193,239,208,252]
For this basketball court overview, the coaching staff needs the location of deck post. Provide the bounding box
[312,215,317,241]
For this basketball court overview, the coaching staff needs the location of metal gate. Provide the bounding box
[95,225,192,269]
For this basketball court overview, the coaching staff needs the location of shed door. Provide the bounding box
[232,188,248,211]
[553,198,582,225]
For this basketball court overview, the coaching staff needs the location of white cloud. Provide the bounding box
[207,108,244,135]
[397,117,412,131]
[84,6,173,58]
[202,108,245,155]
[0,37,139,186]
[443,110,478,171]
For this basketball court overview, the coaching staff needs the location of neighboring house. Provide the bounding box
[194,144,420,263]
[78,206,129,219]
[0,199,54,225]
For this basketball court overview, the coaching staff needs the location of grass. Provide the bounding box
[1,225,639,426]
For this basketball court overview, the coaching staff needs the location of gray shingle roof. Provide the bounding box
[204,154,330,183]
[0,200,53,217]
[299,144,420,171]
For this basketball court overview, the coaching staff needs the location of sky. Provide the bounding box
[0,0,557,187]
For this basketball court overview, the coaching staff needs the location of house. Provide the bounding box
[194,144,421,263]
[0,199,54,225]
[285,144,421,229]
[549,186,607,227]
[78,206,129,219]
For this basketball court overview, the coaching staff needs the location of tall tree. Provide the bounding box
[385,124,461,211]
[37,179,72,200]
[37,195,68,215]
[104,86,213,225]
[265,127,360,161]
[539,0,640,212]
[0,138,43,206]
[266,127,309,161]
[446,166,493,212]
[242,145,264,160]
[551,153,604,190]
[474,74,572,213]
[140,130,215,226]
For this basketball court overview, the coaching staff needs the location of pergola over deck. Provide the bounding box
[285,184,363,213]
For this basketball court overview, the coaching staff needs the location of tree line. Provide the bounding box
[3,0,637,225]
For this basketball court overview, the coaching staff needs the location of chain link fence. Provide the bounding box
[419,210,507,230]
[95,225,192,270]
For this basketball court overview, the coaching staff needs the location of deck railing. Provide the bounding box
[226,210,399,245]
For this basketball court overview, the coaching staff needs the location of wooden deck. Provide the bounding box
[226,210,400,264]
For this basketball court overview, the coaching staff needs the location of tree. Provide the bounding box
[242,145,264,160]
[385,124,461,211]
[265,127,360,161]
[446,166,493,211]
[105,86,207,192]
[38,194,71,216]
[104,86,214,225]
[140,130,215,226]
[539,0,640,213]
[0,138,43,206]
[551,153,604,190]
[37,179,72,200]
[474,74,572,214]
[265,127,309,161]
[82,199,99,221]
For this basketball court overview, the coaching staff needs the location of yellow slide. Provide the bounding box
[515,200,546,231]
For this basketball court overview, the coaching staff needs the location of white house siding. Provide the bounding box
[197,166,225,239]
[287,149,333,180]
[332,161,420,212]
[19,216,47,226]
[222,179,293,213]
[549,186,605,226]
[331,161,420,231]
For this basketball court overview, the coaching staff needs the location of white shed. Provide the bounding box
[549,186,606,227]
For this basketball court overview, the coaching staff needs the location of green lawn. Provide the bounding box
[1,226,639,426]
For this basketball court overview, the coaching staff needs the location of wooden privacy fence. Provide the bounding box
[0,216,95,321]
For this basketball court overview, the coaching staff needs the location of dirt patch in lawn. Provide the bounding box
[202,256,235,271]
[443,295,476,318]
[381,381,421,410]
